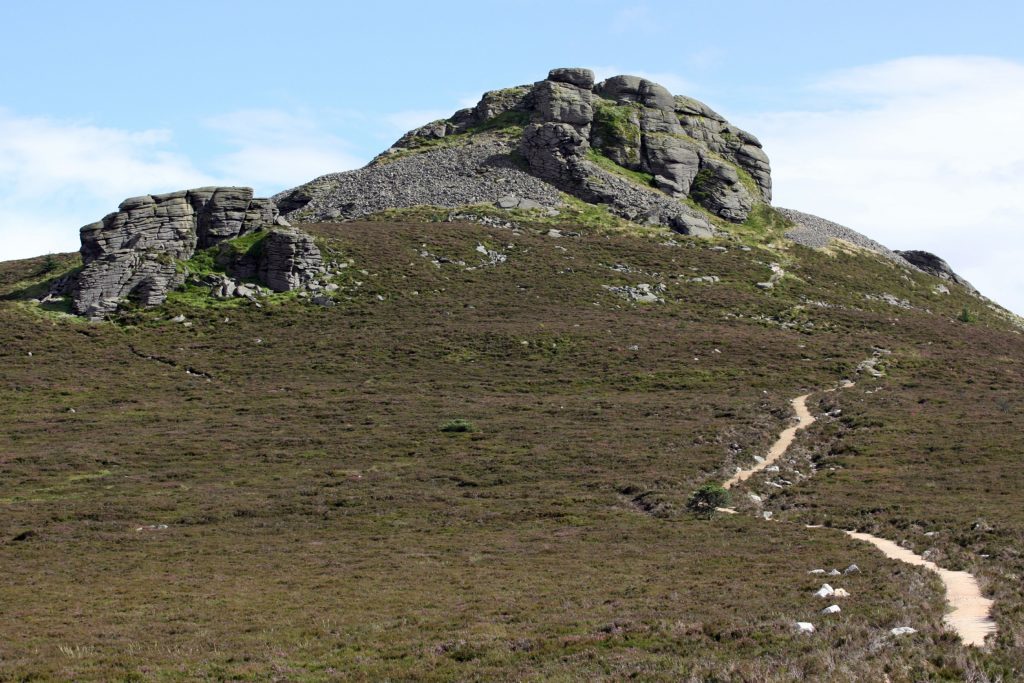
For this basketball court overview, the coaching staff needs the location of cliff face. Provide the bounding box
[275,68,772,236]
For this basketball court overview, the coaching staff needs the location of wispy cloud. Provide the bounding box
[749,56,1024,314]
[0,107,366,261]
[205,109,362,192]
[0,108,218,260]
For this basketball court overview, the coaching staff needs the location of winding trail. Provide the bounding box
[723,384,997,647]
[723,393,815,490]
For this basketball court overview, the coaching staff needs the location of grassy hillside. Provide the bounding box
[1,215,1021,681]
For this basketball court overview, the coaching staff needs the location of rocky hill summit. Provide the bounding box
[48,67,984,319]
[275,67,772,236]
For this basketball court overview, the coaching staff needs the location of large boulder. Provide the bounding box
[641,133,701,197]
[532,79,594,128]
[547,67,595,90]
[896,250,977,292]
[689,158,755,222]
[258,229,325,292]
[594,75,643,104]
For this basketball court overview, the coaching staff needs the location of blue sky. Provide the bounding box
[2,1,1024,313]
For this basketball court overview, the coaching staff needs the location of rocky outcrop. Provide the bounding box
[71,187,323,317]
[896,250,976,292]
[275,68,772,237]
[675,96,772,203]
[258,229,324,292]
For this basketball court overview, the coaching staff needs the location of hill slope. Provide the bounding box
[1,69,1023,682]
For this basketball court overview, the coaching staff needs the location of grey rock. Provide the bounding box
[496,195,520,209]
[896,250,976,292]
[532,80,594,128]
[641,133,701,196]
[638,106,683,135]
[675,95,772,202]
[72,187,280,315]
[780,208,915,266]
[547,67,595,90]
[890,627,917,637]
[594,75,643,104]
[638,80,675,111]
[278,138,563,222]
[521,122,589,184]
[69,187,327,316]
[690,158,754,222]
[469,86,532,124]
[258,228,324,292]
[275,68,769,238]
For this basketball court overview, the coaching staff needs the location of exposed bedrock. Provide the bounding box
[896,250,977,292]
[71,187,322,316]
[276,67,773,237]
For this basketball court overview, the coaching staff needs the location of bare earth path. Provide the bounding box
[844,531,996,646]
[722,393,815,490]
[723,387,998,647]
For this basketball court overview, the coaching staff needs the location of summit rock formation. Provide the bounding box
[274,68,773,236]
[55,67,977,318]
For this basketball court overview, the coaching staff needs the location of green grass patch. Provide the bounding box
[440,418,475,433]
[585,149,655,188]
[375,111,530,165]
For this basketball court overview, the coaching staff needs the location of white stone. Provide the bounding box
[796,622,815,634]
[822,605,841,615]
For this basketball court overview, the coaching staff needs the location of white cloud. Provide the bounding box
[748,56,1024,315]
[0,108,218,261]
[205,109,362,192]
[589,66,693,96]
[0,107,365,262]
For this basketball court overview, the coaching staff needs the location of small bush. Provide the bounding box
[958,306,974,323]
[40,254,59,274]
[687,484,730,517]
[440,419,475,433]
